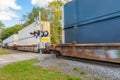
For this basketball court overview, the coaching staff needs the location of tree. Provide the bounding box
[0,24,23,40]
[0,0,70,42]
[47,0,68,44]
[22,7,48,27]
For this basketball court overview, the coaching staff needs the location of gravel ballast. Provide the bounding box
[34,54,120,80]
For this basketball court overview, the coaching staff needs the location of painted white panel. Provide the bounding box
[3,34,18,46]
[18,21,50,46]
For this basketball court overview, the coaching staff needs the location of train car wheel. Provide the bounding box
[55,50,62,57]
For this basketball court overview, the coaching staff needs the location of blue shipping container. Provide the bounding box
[64,17,120,43]
[64,0,120,28]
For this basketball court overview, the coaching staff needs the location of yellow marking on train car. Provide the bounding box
[38,37,50,42]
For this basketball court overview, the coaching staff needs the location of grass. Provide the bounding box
[73,68,100,80]
[0,48,14,55]
[73,68,86,75]
[0,59,83,80]
[94,77,100,80]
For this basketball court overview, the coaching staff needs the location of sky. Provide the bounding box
[0,0,54,27]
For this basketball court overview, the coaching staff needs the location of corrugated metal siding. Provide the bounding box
[3,34,18,46]
[76,0,120,23]
[64,0,77,28]
[64,27,77,43]
[18,21,50,45]
[64,0,120,43]
[64,17,120,43]
[18,23,36,41]
[18,37,38,45]
[64,0,120,28]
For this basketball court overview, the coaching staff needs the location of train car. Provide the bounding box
[50,43,120,63]
[2,34,18,49]
[63,0,120,43]
[17,21,50,52]
[52,0,120,63]
[3,0,120,64]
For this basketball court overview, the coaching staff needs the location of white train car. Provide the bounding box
[3,34,18,46]
[18,22,38,45]
[17,21,50,52]
[18,21,50,45]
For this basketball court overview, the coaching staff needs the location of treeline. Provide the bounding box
[0,0,69,44]
[0,25,23,40]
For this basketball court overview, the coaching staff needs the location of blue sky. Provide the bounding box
[2,0,35,27]
[0,0,53,27]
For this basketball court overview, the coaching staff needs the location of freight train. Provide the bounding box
[3,0,120,63]
[59,0,120,63]
[2,21,50,52]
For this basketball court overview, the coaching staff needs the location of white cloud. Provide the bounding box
[31,0,53,7]
[0,0,22,20]
[31,0,71,7]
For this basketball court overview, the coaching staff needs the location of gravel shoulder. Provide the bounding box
[34,54,120,80]
[0,50,119,80]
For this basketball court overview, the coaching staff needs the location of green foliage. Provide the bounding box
[0,24,23,40]
[22,0,69,44]
[47,0,63,44]
[73,68,86,75]
[22,7,48,27]
[47,0,70,44]
[0,59,83,80]
[94,77,100,80]
[1,0,70,43]
[21,0,64,44]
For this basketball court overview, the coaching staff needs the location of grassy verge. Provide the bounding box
[0,59,83,80]
[73,67,86,74]
[0,49,14,55]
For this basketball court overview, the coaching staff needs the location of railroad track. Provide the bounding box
[59,56,120,68]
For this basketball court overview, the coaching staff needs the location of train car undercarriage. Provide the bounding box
[2,43,120,63]
[50,43,120,63]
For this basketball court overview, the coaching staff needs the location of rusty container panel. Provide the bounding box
[55,43,120,63]
[17,45,37,52]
